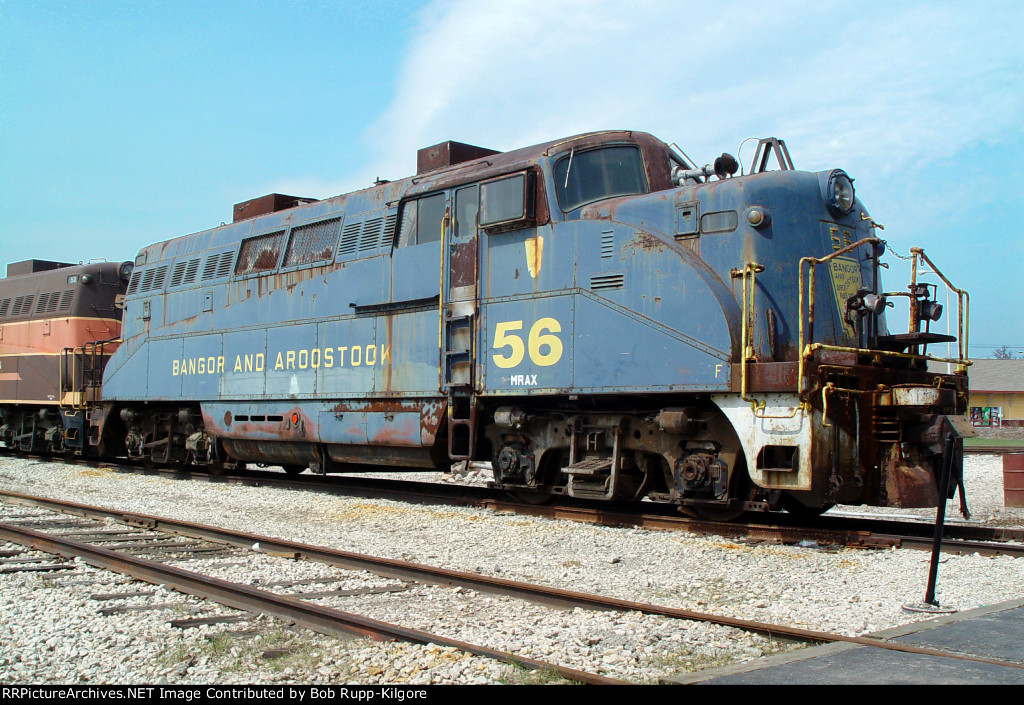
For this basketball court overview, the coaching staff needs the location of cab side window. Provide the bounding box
[453,185,478,239]
[397,193,446,247]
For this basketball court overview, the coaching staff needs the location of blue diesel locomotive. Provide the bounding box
[84,130,969,518]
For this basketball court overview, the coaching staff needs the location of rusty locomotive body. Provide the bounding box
[1,131,972,518]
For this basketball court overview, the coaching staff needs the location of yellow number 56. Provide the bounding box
[492,318,563,369]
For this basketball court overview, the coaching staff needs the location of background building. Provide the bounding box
[966,359,1024,431]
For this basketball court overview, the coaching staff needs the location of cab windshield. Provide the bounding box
[553,145,647,212]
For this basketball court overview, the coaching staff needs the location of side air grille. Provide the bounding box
[383,212,398,249]
[58,289,75,311]
[170,261,187,287]
[284,217,342,267]
[337,211,398,259]
[199,251,235,278]
[151,265,168,291]
[35,291,62,314]
[236,231,285,276]
[170,258,201,287]
[359,217,384,253]
[590,272,625,291]
[137,265,169,293]
[11,295,35,316]
[338,222,362,258]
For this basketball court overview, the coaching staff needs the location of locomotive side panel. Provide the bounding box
[571,293,729,391]
[374,310,441,395]
[220,329,267,397]
[100,181,458,469]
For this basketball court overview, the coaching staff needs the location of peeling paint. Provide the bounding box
[525,235,543,279]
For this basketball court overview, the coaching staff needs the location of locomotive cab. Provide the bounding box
[478,133,970,517]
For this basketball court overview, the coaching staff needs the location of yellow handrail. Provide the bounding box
[909,247,970,365]
[437,209,450,392]
[798,238,880,395]
[731,262,762,411]
[732,262,802,418]
[797,240,970,399]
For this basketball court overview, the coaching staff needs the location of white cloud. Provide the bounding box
[341,0,1023,347]
[358,0,1023,182]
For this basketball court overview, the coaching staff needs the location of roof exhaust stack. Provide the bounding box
[233,194,318,223]
[417,141,500,175]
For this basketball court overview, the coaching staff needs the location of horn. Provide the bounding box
[714,153,739,179]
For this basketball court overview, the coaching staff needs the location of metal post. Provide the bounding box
[904,431,958,614]
[924,432,955,605]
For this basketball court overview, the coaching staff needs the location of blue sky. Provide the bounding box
[1,0,1021,356]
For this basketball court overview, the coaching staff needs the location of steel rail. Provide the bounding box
[89,460,1024,549]
[477,498,1024,557]
[126,461,1024,548]
[851,533,1024,557]
[0,518,624,685]
[3,490,1023,672]
[963,445,1024,456]
[4,455,1022,550]
[9,451,1023,536]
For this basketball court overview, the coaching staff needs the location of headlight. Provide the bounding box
[827,170,855,215]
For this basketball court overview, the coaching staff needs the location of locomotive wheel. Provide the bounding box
[688,465,755,522]
[282,464,306,476]
[509,450,566,505]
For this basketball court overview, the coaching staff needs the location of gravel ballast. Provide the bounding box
[0,454,1021,684]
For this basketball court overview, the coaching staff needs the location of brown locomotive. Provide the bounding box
[0,259,132,453]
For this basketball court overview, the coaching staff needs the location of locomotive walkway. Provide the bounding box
[667,598,1024,685]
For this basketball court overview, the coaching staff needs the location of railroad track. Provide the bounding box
[963,445,1024,455]
[0,494,621,685]
[5,452,1024,557]
[108,462,1024,557]
[2,490,1023,683]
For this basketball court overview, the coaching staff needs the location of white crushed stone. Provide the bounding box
[0,453,1021,684]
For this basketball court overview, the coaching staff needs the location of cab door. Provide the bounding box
[443,185,479,389]
[442,184,480,459]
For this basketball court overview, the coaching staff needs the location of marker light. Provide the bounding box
[745,206,770,228]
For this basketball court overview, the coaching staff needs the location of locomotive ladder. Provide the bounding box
[59,341,107,410]
[55,342,108,452]
[440,202,479,462]
[443,287,476,461]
